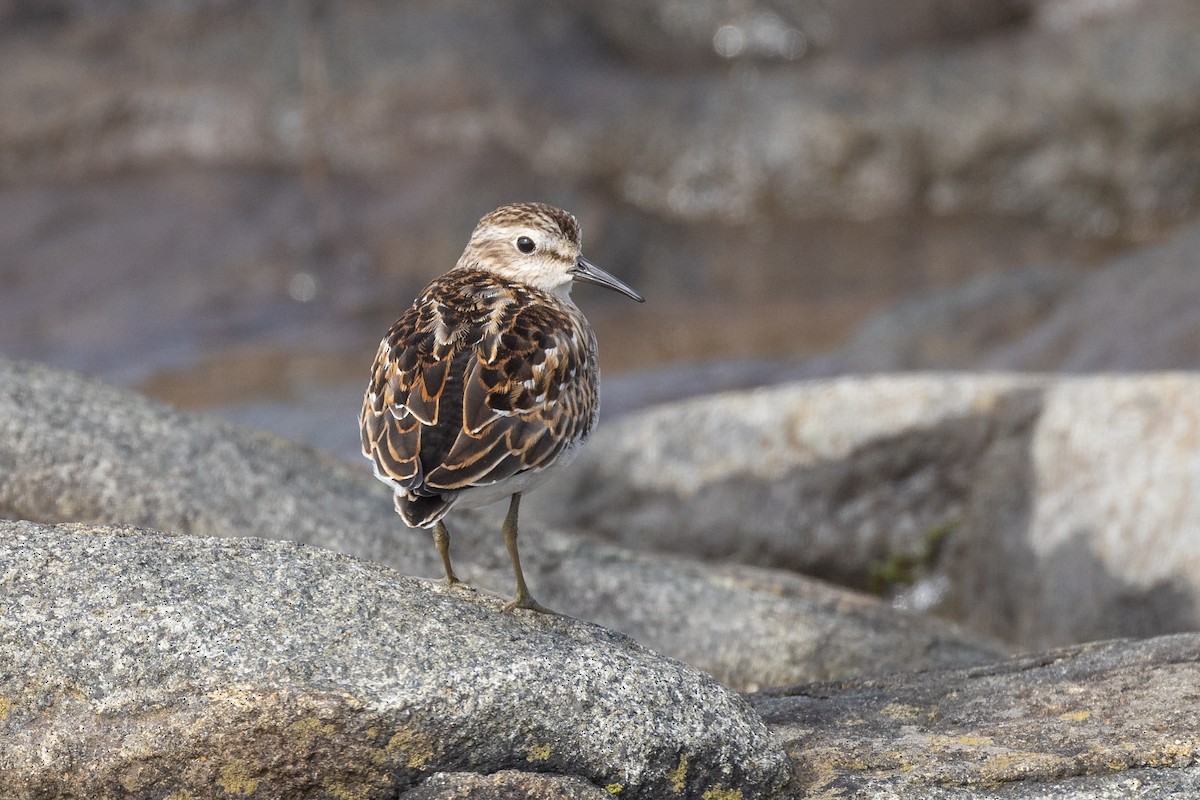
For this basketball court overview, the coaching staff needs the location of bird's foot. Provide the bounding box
[501,594,557,615]
[443,574,466,588]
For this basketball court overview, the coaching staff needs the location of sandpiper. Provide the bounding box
[360,202,644,613]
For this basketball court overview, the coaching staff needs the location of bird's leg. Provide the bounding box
[500,493,553,614]
[433,520,462,586]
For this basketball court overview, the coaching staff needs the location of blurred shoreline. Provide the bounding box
[3,0,1199,459]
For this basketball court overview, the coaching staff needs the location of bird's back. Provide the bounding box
[360,268,599,528]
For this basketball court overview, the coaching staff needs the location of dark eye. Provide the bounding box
[516,236,536,254]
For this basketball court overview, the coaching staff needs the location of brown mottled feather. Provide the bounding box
[360,268,598,528]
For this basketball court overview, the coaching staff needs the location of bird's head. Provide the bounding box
[457,202,644,303]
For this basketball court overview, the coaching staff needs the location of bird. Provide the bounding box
[360,202,644,613]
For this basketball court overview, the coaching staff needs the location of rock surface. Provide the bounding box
[398,771,611,800]
[753,633,1200,797]
[538,374,1027,582]
[810,218,1200,377]
[542,372,1200,649]
[6,525,1194,799]
[0,357,1004,690]
[0,520,788,799]
[806,267,1081,376]
[985,218,1200,372]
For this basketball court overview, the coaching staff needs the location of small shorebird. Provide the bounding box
[360,202,643,613]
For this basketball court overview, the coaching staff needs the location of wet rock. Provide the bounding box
[0,519,788,799]
[808,218,1200,377]
[545,373,1200,649]
[0,357,1005,690]
[987,219,1200,371]
[754,633,1200,797]
[814,266,1080,374]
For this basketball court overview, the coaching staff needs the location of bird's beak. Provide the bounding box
[570,256,645,303]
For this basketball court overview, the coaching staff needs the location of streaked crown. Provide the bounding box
[456,202,644,304]
[478,202,581,246]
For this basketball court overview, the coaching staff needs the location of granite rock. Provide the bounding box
[0,519,788,799]
[397,771,611,799]
[537,374,1039,585]
[754,633,1200,797]
[544,372,1200,649]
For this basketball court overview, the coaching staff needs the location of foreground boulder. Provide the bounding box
[4,520,1197,799]
[399,772,611,799]
[754,633,1200,797]
[0,358,1003,689]
[543,372,1200,649]
[0,520,790,799]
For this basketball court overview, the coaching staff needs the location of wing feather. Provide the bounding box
[360,269,599,516]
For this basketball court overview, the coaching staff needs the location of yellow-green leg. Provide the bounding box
[433,520,461,586]
[500,493,553,614]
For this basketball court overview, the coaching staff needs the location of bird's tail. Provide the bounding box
[394,490,457,529]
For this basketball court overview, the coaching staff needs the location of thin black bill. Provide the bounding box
[571,256,645,303]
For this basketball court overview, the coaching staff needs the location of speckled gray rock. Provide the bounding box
[543,372,1200,649]
[537,374,1042,584]
[397,771,611,799]
[0,520,789,799]
[943,374,1200,647]
[0,358,1005,690]
[753,633,1200,797]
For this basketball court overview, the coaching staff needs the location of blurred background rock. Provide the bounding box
[2,0,1199,459]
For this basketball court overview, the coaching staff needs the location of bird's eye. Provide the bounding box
[516,236,536,254]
